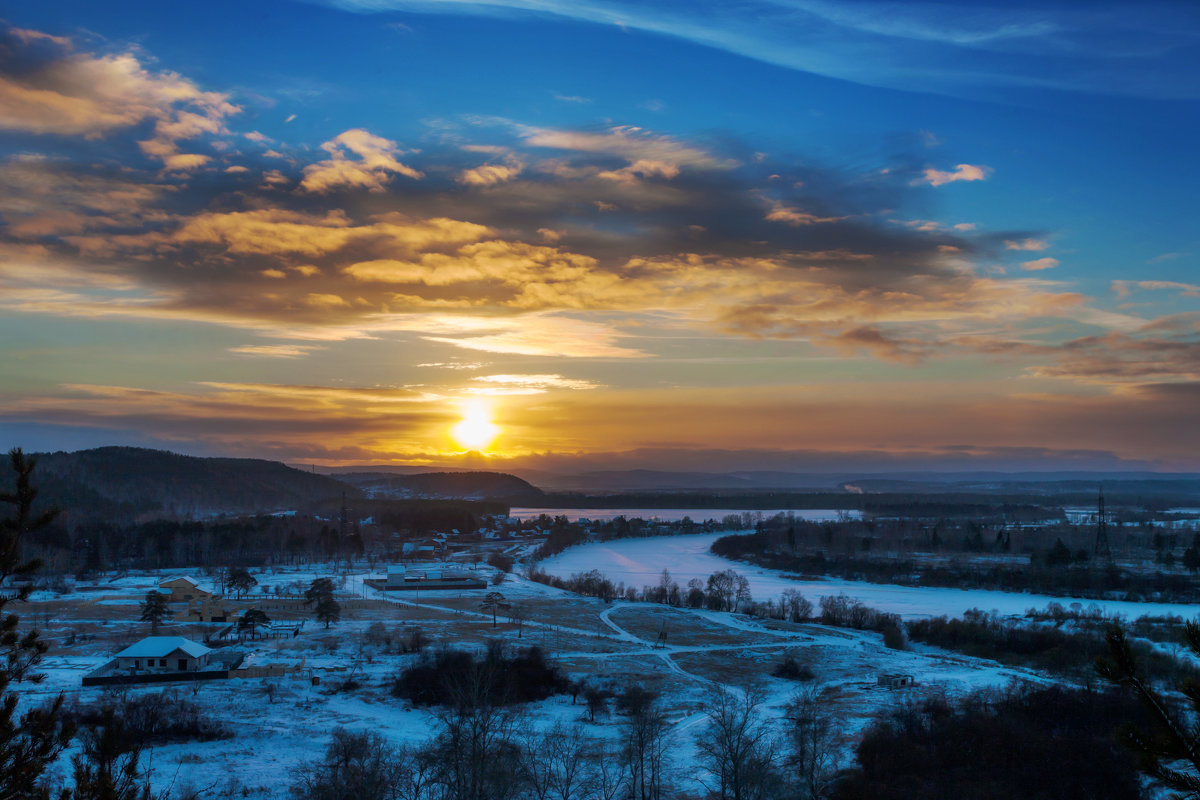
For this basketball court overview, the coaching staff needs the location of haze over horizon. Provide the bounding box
[2,1,1198,471]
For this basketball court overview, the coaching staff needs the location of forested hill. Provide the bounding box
[5,446,357,522]
[337,470,545,504]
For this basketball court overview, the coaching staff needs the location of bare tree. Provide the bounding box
[619,687,672,800]
[783,686,842,800]
[509,601,527,638]
[695,684,781,800]
[291,728,401,800]
[430,659,523,800]
[586,742,628,800]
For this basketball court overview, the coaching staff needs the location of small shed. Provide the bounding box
[113,636,212,674]
[877,673,916,689]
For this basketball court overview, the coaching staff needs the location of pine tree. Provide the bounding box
[0,447,75,799]
[226,567,257,599]
[305,577,339,628]
[138,590,169,633]
[1098,623,1200,796]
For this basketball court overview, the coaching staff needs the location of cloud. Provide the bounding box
[299,129,423,193]
[0,27,238,160]
[421,315,649,358]
[466,373,602,394]
[920,163,990,187]
[458,161,524,186]
[1021,257,1059,271]
[314,1,1200,101]
[1005,237,1049,251]
[228,344,325,358]
[521,124,728,171]
[765,204,844,226]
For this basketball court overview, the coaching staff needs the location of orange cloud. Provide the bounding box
[299,129,422,193]
[920,163,990,187]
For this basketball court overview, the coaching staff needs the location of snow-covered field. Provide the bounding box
[539,531,1200,620]
[17,554,1049,798]
[510,507,861,522]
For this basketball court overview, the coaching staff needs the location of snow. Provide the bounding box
[539,531,1200,621]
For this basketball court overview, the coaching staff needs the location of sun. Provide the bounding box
[451,402,500,451]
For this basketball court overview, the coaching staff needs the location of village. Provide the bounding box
[14,534,1063,799]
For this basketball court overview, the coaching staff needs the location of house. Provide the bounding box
[175,596,233,623]
[113,636,212,674]
[158,576,213,602]
[380,566,486,591]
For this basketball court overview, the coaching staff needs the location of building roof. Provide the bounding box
[159,576,200,587]
[114,636,211,659]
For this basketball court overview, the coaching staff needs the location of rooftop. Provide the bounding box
[114,636,211,659]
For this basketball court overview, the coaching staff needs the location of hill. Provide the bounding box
[336,470,544,504]
[4,446,356,522]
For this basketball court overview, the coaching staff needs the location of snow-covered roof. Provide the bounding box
[114,636,211,659]
[159,576,200,587]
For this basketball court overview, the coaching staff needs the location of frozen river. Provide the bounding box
[538,531,1200,620]
[510,507,860,523]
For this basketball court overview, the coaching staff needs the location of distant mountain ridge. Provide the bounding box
[336,470,545,503]
[6,446,357,521]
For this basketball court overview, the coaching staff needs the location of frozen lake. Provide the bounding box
[509,507,861,523]
[538,531,1200,621]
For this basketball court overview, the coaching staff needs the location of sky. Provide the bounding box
[0,0,1198,472]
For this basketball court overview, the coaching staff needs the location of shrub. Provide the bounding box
[772,654,816,681]
[392,643,567,707]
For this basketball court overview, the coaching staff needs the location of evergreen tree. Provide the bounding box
[1099,623,1200,796]
[314,597,340,629]
[0,448,75,799]
[305,578,339,628]
[226,567,257,599]
[138,591,169,633]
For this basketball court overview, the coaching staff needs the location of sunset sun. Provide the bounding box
[451,402,499,451]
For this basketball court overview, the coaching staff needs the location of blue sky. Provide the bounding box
[0,0,1198,470]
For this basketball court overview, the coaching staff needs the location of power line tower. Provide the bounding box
[1094,487,1112,565]
[339,490,349,539]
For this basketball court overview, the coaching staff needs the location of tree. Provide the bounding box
[509,601,527,638]
[292,728,403,800]
[480,592,509,628]
[315,596,341,629]
[585,686,609,723]
[783,686,841,800]
[139,590,170,633]
[226,567,257,599]
[1098,622,1200,796]
[695,685,780,800]
[305,577,335,606]
[305,578,340,628]
[618,686,671,800]
[69,706,147,800]
[1045,538,1072,567]
[238,608,270,638]
[0,448,75,799]
[429,660,523,800]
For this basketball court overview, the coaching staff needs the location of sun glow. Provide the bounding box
[451,401,500,450]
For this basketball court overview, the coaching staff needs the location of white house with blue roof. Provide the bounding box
[113,636,212,674]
